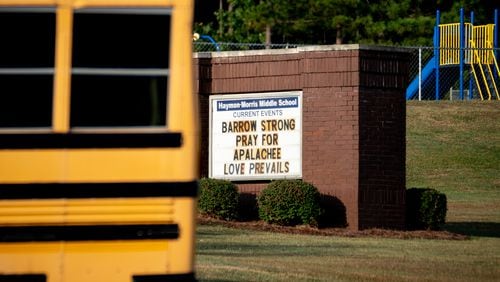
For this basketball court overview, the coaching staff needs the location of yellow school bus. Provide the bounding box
[0,0,198,281]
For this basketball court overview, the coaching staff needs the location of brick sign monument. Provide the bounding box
[194,45,408,230]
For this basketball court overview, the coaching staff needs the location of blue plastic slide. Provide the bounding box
[406,56,436,100]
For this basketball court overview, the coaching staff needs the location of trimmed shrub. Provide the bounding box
[198,178,239,220]
[258,180,321,226]
[406,188,447,230]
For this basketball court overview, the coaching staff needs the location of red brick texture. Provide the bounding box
[193,45,409,230]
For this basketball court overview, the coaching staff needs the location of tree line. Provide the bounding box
[194,0,496,46]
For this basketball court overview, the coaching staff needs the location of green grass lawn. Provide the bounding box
[406,101,500,224]
[197,225,499,281]
[196,101,500,281]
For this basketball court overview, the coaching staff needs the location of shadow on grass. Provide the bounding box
[444,222,500,238]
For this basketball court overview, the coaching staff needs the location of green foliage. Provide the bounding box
[198,178,239,220]
[406,188,447,230]
[257,180,321,226]
[195,0,497,46]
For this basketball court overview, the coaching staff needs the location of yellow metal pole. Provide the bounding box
[52,3,73,133]
[486,40,500,100]
[472,41,492,100]
[470,41,484,100]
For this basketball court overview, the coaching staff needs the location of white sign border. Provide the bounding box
[208,91,303,181]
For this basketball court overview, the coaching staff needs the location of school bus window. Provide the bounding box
[72,12,170,69]
[0,76,53,128]
[70,76,167,127]
[0,10,55,67]
[0,9,55,128]
[70,10,170,128]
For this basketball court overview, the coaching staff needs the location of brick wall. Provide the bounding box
[194,45,409,230]
[357,50,408,229]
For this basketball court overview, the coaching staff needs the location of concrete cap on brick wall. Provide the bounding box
[193,44,410,59]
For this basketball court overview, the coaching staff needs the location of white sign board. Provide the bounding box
[209,91,302,180]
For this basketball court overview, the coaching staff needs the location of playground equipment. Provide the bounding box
[406,8,500,100]
[193,32,221,51]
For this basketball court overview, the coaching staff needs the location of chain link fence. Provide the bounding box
[403,46,500,101]
[193,41,304,52]
[194,42,500,101]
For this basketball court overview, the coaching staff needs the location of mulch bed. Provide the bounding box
[198,215,469,240]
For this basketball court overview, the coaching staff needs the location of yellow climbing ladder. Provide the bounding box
[439,23,500,100]
[469,24,500,100]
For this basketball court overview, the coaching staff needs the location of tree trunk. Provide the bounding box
[336,24,342,44]
[228,3,234,35]
[265,24,272,49]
